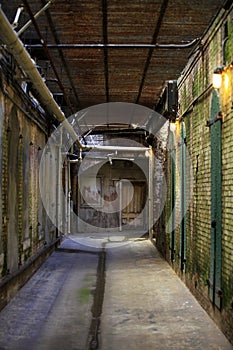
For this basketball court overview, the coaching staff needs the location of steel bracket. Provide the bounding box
[206,112,223,127]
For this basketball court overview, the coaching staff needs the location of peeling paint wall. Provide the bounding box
[0,53,57,281]
[72,157,148,233]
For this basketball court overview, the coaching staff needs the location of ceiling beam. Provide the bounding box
[22,0,75,116]
[102,0,109,106]
[0,6,83,149]
[135,0,169,105]
[40,0,81,112]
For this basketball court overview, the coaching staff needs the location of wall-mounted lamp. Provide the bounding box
[212,62,233,90]
[212,66,225,89]
[170,122,176,132]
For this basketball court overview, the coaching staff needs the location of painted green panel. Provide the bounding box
[209,89,222,309]
[170,132,176,262]
[180,122,186,271]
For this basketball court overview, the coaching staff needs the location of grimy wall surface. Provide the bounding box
[156,4,233,344]
[72,158,148,232]
[0,50,59,306]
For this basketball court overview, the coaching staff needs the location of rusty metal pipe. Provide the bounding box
[0,6,83,149]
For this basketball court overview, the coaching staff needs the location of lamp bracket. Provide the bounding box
[206,112,223,127]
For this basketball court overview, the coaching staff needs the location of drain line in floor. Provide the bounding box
[88,249,106,350]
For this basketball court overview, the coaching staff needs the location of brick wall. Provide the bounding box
[156,4,233,344]
[0,53,59,295]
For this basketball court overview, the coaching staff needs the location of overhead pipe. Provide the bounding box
[25,39,200,50]
[21,0,86,146]
[21,0,73,116]
[17,0,52,36]
[12,5,24,29]
[69,156,135,163]
[0,6,83,149]
[85,145,151,152]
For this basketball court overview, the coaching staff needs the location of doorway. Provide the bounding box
[121,180,147,229]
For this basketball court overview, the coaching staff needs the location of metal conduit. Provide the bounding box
[85,145,150,152]
[0,6,83,149]
[25,39,199,50]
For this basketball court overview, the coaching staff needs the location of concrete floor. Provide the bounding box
[0,243,99,350]
[0,236,232,350]
[101,239,233,350]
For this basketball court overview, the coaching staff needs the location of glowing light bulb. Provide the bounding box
[170,123,176,132]
[213,72,222,89]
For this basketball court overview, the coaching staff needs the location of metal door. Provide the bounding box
[170,132,176,262]
[180,122,186,270]
[209,89,222,309]
[121,181,146,229]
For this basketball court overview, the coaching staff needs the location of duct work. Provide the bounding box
[0,6,83,149]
